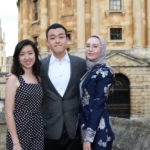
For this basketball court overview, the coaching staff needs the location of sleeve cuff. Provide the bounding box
[82,127,96,143]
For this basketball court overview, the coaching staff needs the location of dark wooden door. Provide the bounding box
[107,73,130,118]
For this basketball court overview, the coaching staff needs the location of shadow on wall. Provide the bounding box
[111,117,150,150]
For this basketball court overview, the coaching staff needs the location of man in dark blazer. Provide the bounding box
[40,23,86,150]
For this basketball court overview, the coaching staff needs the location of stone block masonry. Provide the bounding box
[0,124,6,150]
[111,117,150,150]
[1,117,150,150]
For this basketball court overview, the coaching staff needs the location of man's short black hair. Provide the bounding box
[46,23,68,39]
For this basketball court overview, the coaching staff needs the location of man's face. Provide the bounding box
[47,28,68,58]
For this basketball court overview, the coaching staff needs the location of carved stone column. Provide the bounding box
[40,0,48,50]
[49,0,58,25]
[77,0,85,48]
[147,0,150,48]
[22,0,29,39]
[133,0,142,48]
[91,0,100,35]
[18,1,23,40]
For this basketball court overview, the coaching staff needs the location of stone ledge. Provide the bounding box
[0,117,150,150]
[111,117,150,150]
[0,124,6,150]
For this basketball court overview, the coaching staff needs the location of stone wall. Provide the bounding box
[111,117,150,150]
[0,124,6,150]
[1,117,150,150]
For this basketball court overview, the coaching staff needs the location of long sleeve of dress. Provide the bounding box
[81,66,114,142]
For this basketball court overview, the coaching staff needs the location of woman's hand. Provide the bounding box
[13,143,23,150]
[83,141,91,150]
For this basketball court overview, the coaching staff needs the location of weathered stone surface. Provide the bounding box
[1,117,150,150]
[111,117,150,150]
[0,101,5,124]
[0,113,5,124]
[0,124,6,150]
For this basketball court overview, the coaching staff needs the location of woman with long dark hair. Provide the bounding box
[5,39,44,150]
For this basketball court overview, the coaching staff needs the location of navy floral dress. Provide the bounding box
[79,64,115,150]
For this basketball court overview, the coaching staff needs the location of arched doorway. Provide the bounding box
[107,73,130,118]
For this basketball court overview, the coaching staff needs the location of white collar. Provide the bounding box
[50,51,70,64]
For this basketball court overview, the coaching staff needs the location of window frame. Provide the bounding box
[32,35,39,47]
[67,30,73,44]
[105,0,125,16]
[33,0,39,21]
[109,0,122,11]
[108,25,125,42]
[110,28,122,40]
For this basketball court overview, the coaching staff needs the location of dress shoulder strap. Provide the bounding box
[17,76,25,84]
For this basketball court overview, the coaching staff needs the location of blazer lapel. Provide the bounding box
[63,55,77,98]
[43,55,62,98]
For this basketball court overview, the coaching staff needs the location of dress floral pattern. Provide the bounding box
[79,64,115,150]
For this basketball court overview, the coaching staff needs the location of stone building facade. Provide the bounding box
[0,20,6,72]
[0,21,7,129]
[17,0,150,119]
[0,21,13,150]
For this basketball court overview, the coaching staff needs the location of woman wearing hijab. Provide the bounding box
[79,35,115,150]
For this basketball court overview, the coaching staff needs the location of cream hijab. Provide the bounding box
[86,35,106,70]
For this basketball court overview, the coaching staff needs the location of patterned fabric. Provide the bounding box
[79,64,115,150]
[6,76,44,150]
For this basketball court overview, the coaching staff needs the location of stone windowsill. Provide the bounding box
[31,20,40,25]
[105,10,125,16]
[108,39,125,43]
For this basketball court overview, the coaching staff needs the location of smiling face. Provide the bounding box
[19,45,36,70]
[85,37,102,61]
[46,28,68,59]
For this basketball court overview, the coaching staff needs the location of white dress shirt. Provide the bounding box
[48,52,71,97]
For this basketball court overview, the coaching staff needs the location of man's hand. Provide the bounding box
[6,73,12,81]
